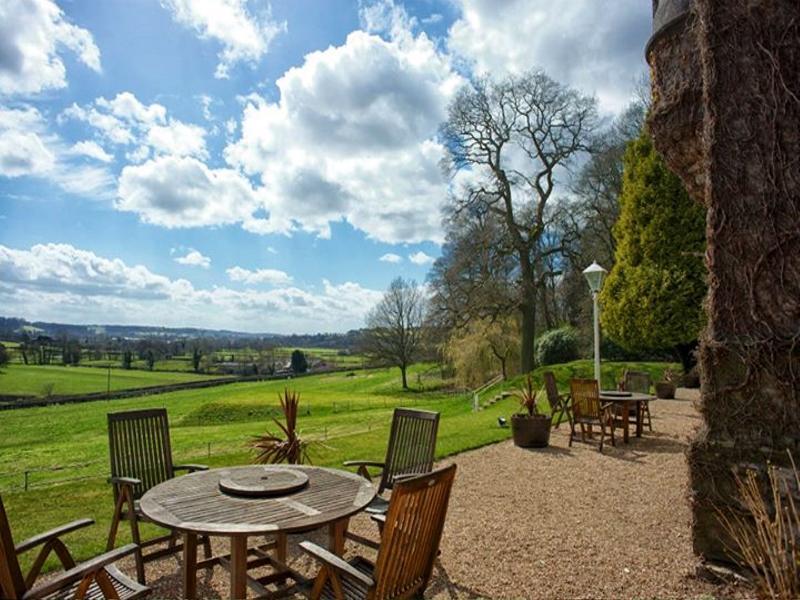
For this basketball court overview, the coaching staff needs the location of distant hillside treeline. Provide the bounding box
[0,316,362,350]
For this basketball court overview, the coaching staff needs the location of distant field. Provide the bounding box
[0,359,676,573]
[0,364,228,397]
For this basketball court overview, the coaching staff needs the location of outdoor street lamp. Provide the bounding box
[582,261,608,384]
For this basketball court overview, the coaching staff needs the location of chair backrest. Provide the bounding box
[372,465,456,600]
[624,370,652,394]
[0,495,26,600]
[380,409,440,494]
[570,378,601,420]
[108,408,175,500]
[543,371,561,412]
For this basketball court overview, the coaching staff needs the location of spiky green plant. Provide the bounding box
[513,373,540,416]
[250,388,310,465]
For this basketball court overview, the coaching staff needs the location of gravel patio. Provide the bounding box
[120,389,753,599]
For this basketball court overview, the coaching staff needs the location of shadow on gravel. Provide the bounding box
[427,562,488,599]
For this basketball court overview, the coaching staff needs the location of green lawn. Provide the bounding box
[0,359,675,572]
[0,364,228,397]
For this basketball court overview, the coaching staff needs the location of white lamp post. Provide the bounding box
[582,261,608,384]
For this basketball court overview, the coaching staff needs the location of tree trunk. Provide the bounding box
[499,356,507,380]
[520,302,536,373]
[648,0,800,563]
[400,364,408,390]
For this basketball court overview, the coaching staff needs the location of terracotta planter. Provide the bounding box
[511,414,551,448]
[655,381,676,399]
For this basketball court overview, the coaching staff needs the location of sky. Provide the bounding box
[0,0,651,334]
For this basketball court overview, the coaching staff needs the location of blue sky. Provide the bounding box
[0,0,650,333]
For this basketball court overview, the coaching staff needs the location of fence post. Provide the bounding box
[207,442,211,458]
[472,393,479,412]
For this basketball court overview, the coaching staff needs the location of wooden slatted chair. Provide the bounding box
[106,408,210,584]
[623,370,654,431]
[543,371,572,428]
[569,378,616,452]
[0,493,148,600]
[299,464,457,600]
[343,408,439,549]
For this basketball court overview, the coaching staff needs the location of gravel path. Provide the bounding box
[114,389,752,599]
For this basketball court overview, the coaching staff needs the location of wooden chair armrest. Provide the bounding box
[369,514,386,526]
[107,476,141,487]
[15,519,94,554]
[23,544,139,600]
[173,464,208,473]
[343,460,384,481]
[342,460,384,468]
[299,541,375,588]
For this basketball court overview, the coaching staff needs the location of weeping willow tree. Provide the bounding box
[444,317,520,388]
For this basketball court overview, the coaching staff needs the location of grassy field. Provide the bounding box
[0,359,676,572]
[0,364,228,397]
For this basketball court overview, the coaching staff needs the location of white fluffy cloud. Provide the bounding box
[379,253,402,264]
[0,105,113,196]
[224,5,463,243]
[174,249,211,268]
[62,92,207,162]
[448,0,650,112]
[0,243,382,333]
[161,0,286,78]
[0,0,101,96]
[117,154,259,228]
[408,251,433,265]
[71,140,113,163]
[226,266,292,287]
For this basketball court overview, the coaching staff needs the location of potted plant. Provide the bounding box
[510,374,551,448]
[655,369,678,399]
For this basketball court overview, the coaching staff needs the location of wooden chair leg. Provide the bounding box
[645,401,653,431]
[599,421,606,452]
[568,418,575,447]
[106,493,126,551]
[123,488,145,585]
[201,534,212,559]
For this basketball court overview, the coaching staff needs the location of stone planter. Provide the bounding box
[511,414,551,448]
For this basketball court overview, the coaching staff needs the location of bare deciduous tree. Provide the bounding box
[363,277,425,389]
[440,70,597,372]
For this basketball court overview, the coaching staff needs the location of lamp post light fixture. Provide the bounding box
[582,261,608,384]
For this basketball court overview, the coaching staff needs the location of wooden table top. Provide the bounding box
[139,465,376,536]
[599,391,655,402]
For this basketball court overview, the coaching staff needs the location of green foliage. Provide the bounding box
[445,317,519,387]
[291,349,308,373]
[120,350,132,370]
[600,130,706,354]
[535,327,580,366]
[0,343,8,367]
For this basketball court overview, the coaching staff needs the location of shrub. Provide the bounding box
[536,327,580,366]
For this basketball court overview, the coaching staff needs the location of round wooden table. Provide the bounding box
[139,465,376,599]
[599,391,655,443]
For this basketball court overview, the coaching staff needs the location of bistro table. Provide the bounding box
[139,465,376,599]
[598,391,655,443]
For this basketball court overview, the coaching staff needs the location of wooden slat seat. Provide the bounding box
[105,408,210,584]
[544,371,572,428]
[0,494,149,600]
[569,378,616,452]
[40,565,144,600]
[300,465,457,600]
[622,370,654,431]
[342,408,439,549]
